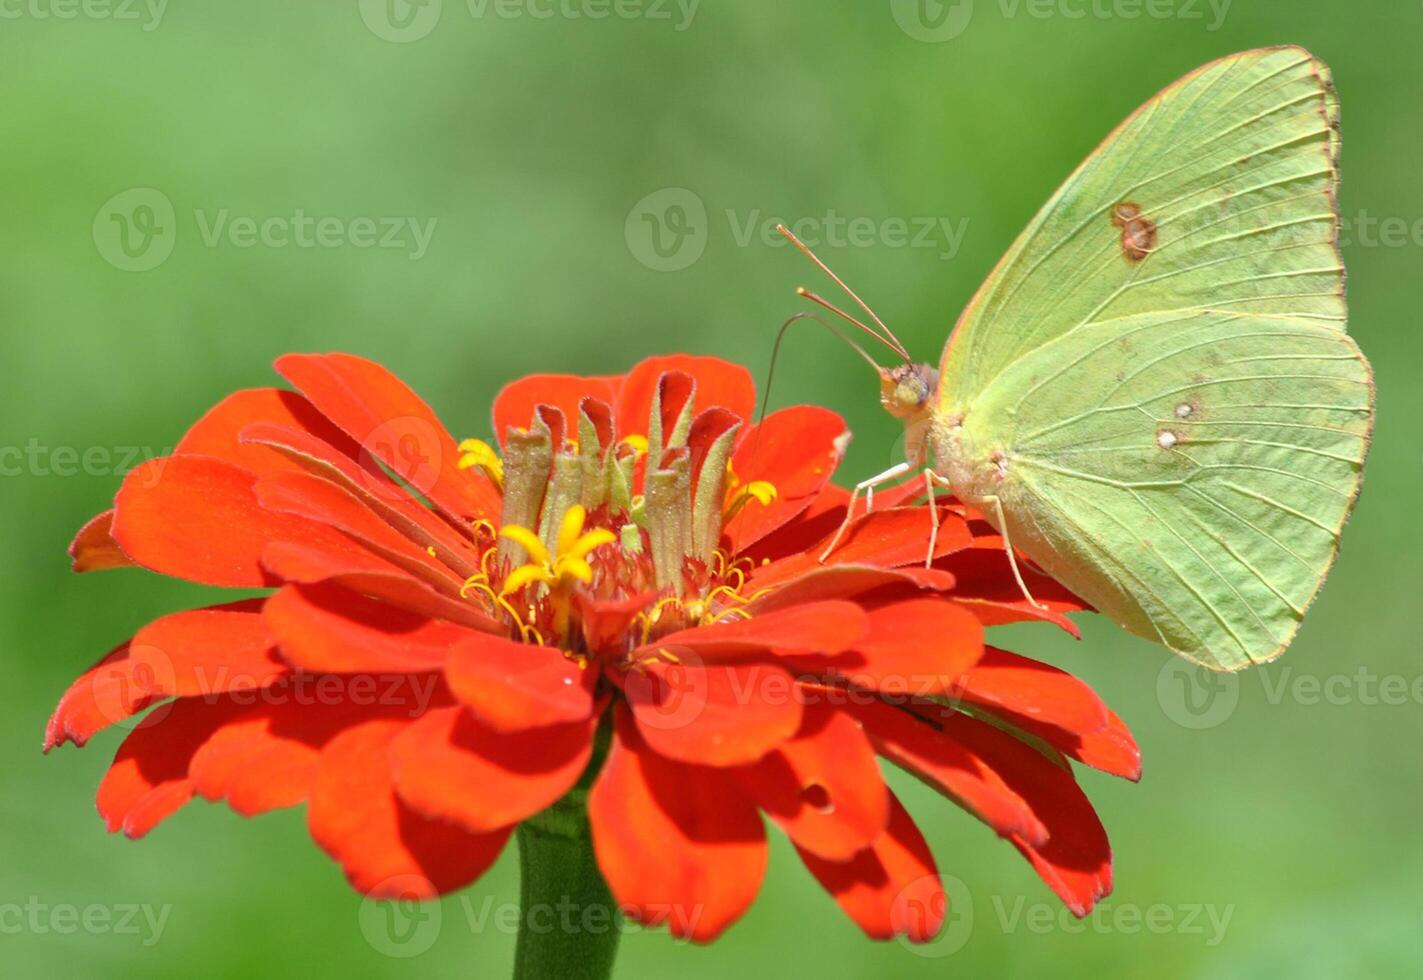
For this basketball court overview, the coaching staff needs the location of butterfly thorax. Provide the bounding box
[928,409,1007,509]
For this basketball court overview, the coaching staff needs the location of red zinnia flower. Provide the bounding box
[48,353,1139,946]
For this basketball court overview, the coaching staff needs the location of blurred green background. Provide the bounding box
[3,0,1419,976]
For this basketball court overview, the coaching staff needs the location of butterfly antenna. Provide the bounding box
[738,311,876,526]
[776,223,911,361]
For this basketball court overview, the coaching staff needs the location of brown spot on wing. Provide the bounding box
[1120,217,1157,262]
[1111,200,1156,262]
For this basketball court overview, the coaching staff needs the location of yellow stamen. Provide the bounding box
[502,564,555,596]
[723,460,778,521]
[458,438,505,487]
[620,434,649,456]
[498,507,615,600]
[500,525,550,568]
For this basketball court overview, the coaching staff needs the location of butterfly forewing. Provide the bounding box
[939,46,1346,405]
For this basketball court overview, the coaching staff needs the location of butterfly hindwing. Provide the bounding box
[967,310,1371,670]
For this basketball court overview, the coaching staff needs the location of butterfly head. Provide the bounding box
[879,362,939,422]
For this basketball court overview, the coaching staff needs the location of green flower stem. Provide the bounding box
[512,721,620,980]
[513,800,621,980]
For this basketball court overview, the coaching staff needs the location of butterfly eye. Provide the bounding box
[895,379,927,409]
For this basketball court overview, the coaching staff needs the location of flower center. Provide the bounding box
[455,371,775,655]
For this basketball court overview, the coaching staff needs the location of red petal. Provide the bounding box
[735,702,888,861]
[240,420,478,568]
[951,648,1139,780]
[1060,706,1140,781]
[111,455,377,588]
[69,510,134,573]
[616,355,756,435]
[842,692,1048,846]
[951,647,1106,741]
[45,601,285,750]
[940,711,1113,916]
[588,707,766,942]
[390,706,595,833]
[686,407,741,486]
[275,353,501,523]
[253,471,462,593]
[444,636,595,733]
[45,643,150,751]
[648,600,867,660]
[308,717,511,896]
[491,374,620,446]
[264,583,477,673]
[174,388,362,478]
[802,598,983,698]
[739,483,850,565]
[940,538,1089,636]
[96,698,245,838]
[748,564,956,613]
[749,505,973,590]
[724,406,848,552]
[574,590,658,658]
[260,543,503,634]
[623,660,802,767]
[188,696,369,816]
[796,793,945,942]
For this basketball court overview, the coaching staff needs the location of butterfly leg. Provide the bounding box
[922,469,954,568]
[982,494,1047,610]
[818,461,912,562]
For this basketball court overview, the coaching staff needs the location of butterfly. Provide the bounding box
[785,46,1373,672]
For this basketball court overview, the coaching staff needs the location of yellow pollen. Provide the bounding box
[620,434,649,457]
[457,438,505,488]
